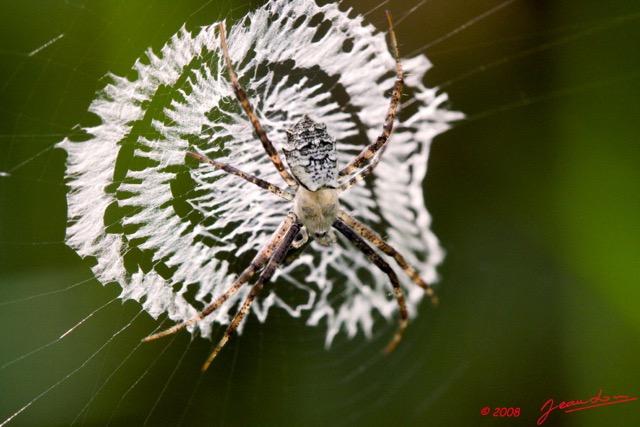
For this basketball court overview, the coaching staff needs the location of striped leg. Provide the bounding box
[332,218,408,354]
[218,22,299,189]
[187,151,294,201]
[339,11,403,177]
[143,213,299,343]
[337,145,387,192]
[338,210,438,305]
[201,215,301,370]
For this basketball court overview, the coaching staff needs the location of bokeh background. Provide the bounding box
[1,0,639,426]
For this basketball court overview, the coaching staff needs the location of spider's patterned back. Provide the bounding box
[59,0,462,346]
[283,115,338,191]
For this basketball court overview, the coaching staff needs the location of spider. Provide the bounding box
[143,12,438,371]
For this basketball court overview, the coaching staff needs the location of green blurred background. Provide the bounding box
[1,0,639,426]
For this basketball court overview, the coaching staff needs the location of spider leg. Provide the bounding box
[187,151,294,201]
[142,213,299,343]
[332,218,408,354]
[337,145,387,192]
[291,226,308,249]
[218,22,299,189]
[202,215,301,371]
[339,11,403,178]
[337,210,438,306]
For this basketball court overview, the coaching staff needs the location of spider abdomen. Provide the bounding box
[283,115,338,191]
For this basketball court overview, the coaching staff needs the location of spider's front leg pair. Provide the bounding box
[144,211,300,372]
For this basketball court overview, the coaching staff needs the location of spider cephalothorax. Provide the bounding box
[144,12,439,371]
[292,185,339,246]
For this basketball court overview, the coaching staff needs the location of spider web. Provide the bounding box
[57,0,461,344]
[2,0,639,425]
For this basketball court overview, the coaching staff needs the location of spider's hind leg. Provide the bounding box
[339,11,403,178]
[217,22,299,189]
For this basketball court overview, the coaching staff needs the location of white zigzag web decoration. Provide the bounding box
[58,0,462,347]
